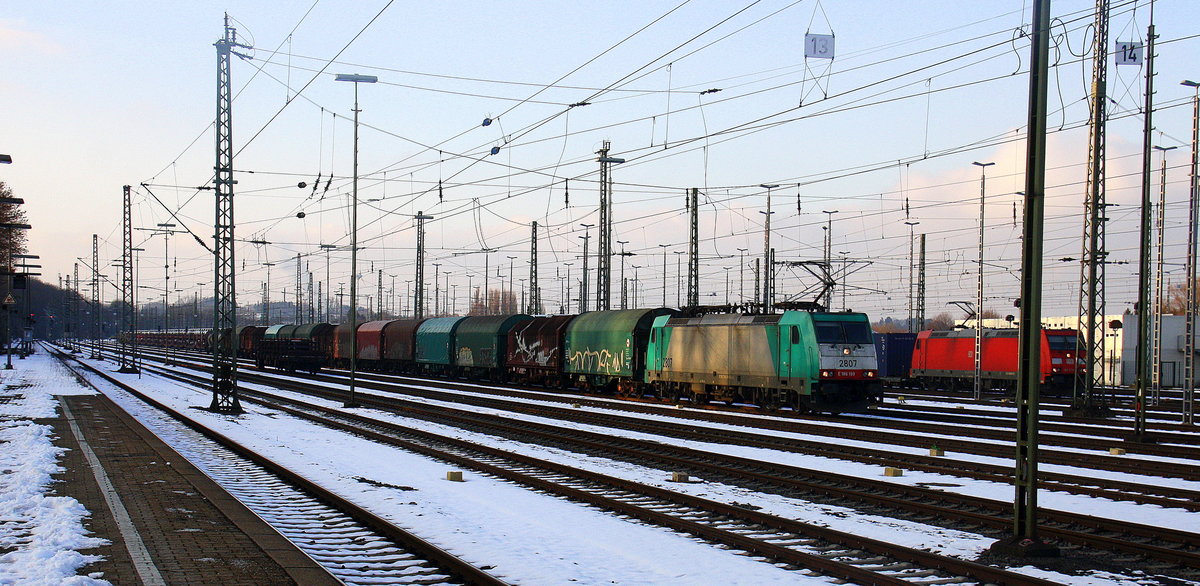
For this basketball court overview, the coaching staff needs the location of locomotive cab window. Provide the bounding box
[1046,335,1075,351]
[790,326,799,344]
[815,321,872,345]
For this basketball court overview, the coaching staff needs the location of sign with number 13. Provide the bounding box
[805,34,835,59]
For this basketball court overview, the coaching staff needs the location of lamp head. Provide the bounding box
[335,73,378,83]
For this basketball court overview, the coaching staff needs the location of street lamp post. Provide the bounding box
[822,210,839,310]
[617,240,629,309]
[262,262,274,324]
[724,267,731,305]
[579,224,593,312]
[904,220,920,331]
[1152,145,1177,408]
[507,256,517,312]
[335,72,377,409]
[659,244,669,307]
[631,266,641,308]
[674,250,685,308]
[432,263,441,315]
[155,223,179,363]
[736,248,748,304]
[320,244,335,323]
[563,263,573,313]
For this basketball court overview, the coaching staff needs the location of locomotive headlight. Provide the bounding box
[820,370,832,378]
[842,347,851,355]
[865,370,876,378]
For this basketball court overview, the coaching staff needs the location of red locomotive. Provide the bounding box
[909,328,1079,393]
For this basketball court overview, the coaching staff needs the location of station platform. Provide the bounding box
[2,351,336,584]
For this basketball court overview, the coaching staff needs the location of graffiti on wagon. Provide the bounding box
[568,346,627,375]
[513,334,556,367]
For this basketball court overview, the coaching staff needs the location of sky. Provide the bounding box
[3,0,1200,324]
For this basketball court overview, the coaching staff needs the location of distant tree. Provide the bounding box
[0,182,29,262]
[469,288,517,315]
[926,312,955,331]
[873,319,906,333]
[1159,279,1195,315]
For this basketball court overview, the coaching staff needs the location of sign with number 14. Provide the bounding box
[1115,41,1142,65]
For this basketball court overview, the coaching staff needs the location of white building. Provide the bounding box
[979,314,1194,388]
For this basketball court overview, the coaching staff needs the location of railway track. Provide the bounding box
[51,346,507,586]
[883,384,1194,424]
[124,354,1061,585]
[110,346,1200,582]
[111,343,1200,509]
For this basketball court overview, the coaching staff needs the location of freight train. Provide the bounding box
[130,308,883,413]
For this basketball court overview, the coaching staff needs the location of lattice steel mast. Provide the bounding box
[415,211,432,318]
[296,253,303,322]
[210,14,246,412]
[529,221,540,314]
[91,234,100,359]
[1185,84,1200,426]
[71,263,79,352]
[1074,0,1110,413]
[118,185,138,374]
[917,234,926,329]
[687,188,699,308]
[596,142,623,311]
[376,264,383,320]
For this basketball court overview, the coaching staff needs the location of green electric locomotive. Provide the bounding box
[644,310,881,413]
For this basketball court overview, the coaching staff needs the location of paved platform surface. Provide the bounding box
[39,358,338,584]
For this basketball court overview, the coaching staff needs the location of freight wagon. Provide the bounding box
[133,307,886,414]
[874,332,917,382]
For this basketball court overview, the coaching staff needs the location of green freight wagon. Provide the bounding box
[293,322,335,357]
[263,324,291,340]
[414,316,468,374]
[454,314,533,377]
[563,308,676,394]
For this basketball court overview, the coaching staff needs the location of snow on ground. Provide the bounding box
[266,369,1200,531]
[84,361,827,585]
[338,369,1200,480]
[76,354,1198,585]
[0,351,109,586]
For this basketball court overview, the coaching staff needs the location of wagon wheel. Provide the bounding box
[758,397,781,412]
[790,396,809,414]
[615,380,640,399]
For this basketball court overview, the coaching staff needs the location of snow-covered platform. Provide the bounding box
[0,350,336,585]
